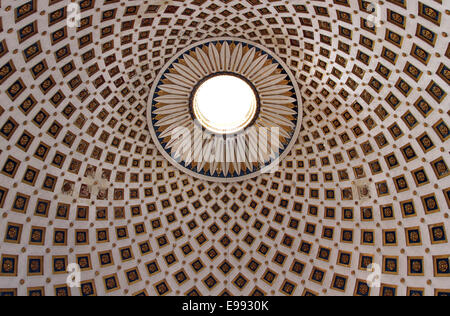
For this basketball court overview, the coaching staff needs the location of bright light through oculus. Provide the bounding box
[193,75,257,134]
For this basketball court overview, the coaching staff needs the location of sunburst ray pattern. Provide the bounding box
[148,38,303,182]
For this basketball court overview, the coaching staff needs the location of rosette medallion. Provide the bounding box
[147,38,303,182]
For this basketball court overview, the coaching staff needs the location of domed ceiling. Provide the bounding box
[0,0,449,296]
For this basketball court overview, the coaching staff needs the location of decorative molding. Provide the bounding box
[147,37,303,182]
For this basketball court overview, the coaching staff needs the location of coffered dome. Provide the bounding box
[0,0,448,296]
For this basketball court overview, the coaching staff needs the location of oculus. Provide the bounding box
[147,38,303,182]
[191,74,258,135]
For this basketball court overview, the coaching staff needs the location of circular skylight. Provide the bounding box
[192,75,257,134]
[148,38,303,182]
